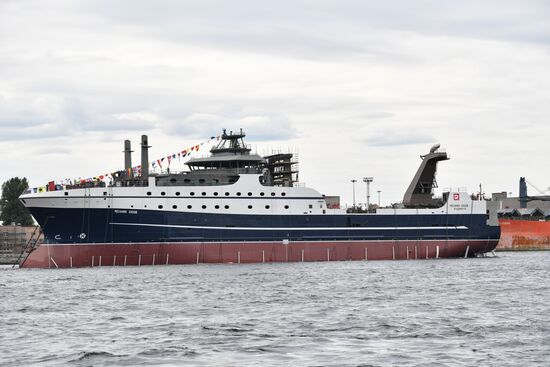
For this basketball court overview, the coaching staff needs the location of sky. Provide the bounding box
[1,0,549,206]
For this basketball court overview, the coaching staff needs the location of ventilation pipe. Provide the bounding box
[141,135,150,180]
[124,140,133,178]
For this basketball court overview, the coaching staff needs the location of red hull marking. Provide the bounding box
[20,240,499,269]
[498,219,550,250]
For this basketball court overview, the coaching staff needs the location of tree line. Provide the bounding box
[0,177,34,226]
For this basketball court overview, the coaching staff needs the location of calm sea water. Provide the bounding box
[1,252,549,366]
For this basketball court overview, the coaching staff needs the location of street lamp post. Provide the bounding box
[351,179,357,207]
[363,177,373,212]
[377,190,381,207]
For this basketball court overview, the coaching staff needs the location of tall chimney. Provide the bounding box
[519,177,527,209]
[124,139,133,178]
[141,135,150,180]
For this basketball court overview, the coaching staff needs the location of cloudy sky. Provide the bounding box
[1,0,549,205]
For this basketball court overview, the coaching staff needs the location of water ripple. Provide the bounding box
[1,252,549,366]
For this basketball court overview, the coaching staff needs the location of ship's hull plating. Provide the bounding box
[20,239,498,268]
[20,200,500,268]
[498,219,550,250]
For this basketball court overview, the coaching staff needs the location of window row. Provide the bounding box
[155,204,292,210]
[147,191,287,197]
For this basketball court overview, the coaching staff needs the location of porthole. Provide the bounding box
[147,192,152,196]
[247,192,252,196]
[214,192,219,196]
[161,192,166,196]
[271,192,276,196]
[260,192,265,196]
[265,205,270,209]
[202,205,207,209]
[202,192,206,196]
[144,205,147,208]
[284,205,289,209]
[237,192,242,196]
[190,192,195,196]
[281,192,286,197]
[187,205,192,209]
[224,205,229,209]
[225,192,230,196]
[108,205,111,208]
[172,205,177,209]
[130,205,134,208]
[103,192,107,196]
[176,192,180,196]
[215,205,220,209]
[158,205,163,209]
[248,205,253,209]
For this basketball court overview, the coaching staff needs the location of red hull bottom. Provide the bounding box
[20,240,499,269]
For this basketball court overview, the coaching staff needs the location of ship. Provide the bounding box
[496,178,550,250]
[18,130,500,268]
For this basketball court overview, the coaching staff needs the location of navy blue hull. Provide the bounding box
[28,207,500,244]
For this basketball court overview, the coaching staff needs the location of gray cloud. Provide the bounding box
[1,0,549,204]
[87,0,550,56]
[362,130,436,147]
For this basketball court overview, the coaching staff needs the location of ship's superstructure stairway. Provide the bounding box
[12,219,47,269]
